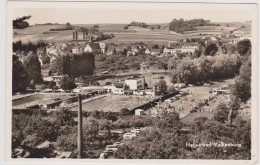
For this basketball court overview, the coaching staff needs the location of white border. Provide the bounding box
[2,0,259,165]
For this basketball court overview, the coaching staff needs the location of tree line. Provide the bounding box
[13,54,43,93]
[51,52,95,77]
[169,18,219,33]
[170,54,242,85]
[13,41,47,53]
[13,15,31,29]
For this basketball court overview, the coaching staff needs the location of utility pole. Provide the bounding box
[78,94,83,158]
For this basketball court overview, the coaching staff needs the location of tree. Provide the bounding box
[60,74,76,91]
[52,107,75,127]
[237,39,251,56]
[53,53,95,77]
[47,81,56,90]
[157,80,167,95]
[13,15,31,29]
[120,108,130,116]
[231,57,251,102]
[93,24,99,28]
[23,53,43,86]
[152,44,159,49]
[214,102,229,123]
[12,55,29,93]
[228,97,241,126]
[66,22,71,27]
[204,43,218,56]
[193,49,202,58]
[57,129,77,151]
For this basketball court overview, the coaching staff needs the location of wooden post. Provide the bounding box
[78,94,83,158]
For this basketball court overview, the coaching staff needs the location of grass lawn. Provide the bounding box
[73,94,154,112]
[13,22,250,44]
[181,112,214,125]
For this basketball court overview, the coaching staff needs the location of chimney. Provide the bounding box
[76,30,78,41]
[78,94,83,158]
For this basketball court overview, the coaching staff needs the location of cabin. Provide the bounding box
[135,109,145,116]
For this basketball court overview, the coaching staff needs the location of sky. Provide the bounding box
[13,3,253,25]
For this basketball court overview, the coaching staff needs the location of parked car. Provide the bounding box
[105,145,118,152]
[104,148,114,155]
[131,129,140,134]
[114,142,124,147]
[123,132,136,140]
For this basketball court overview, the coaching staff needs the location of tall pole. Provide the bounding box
[78,94,83,158]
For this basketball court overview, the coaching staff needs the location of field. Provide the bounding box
[12,93,75,109]
[181,112,214,125]
[73,94,154,112]
[13,22,251,44]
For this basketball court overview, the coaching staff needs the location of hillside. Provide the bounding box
[13,22,251,44]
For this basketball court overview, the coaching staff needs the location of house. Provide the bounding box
[61,43,68,50]
[125,77,145,90]
[84,43,101,54]
[145,49,151,55]
[210,36,218,41]
[41,69,52,77]
[99,43,106,54]
[103,83,125,95]
[46,46,58,55]
[114,45,131,54]
[150,49,162,56]
[135,109,144,116]
[163,46,179,55]
[52,76,62,86]
[72,46,82,54]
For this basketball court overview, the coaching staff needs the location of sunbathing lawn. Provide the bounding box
[181,112,214,125]
[74,94,154,112]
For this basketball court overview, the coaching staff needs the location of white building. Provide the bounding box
[135,109,145,116]
[46,46,58,55]
[52,76,62,86]
[103,83,124,95]
[145,49,151,55]
[99,43,106,54]
[125,77,145,90]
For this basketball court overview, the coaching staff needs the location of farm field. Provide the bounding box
[13,22,251,44]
